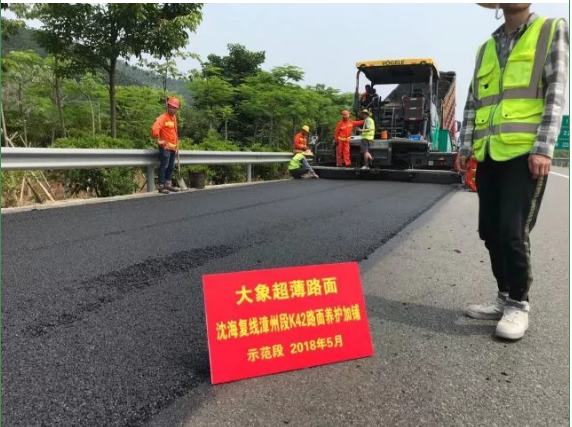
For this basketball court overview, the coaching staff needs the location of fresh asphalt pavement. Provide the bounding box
[1,171,568,427]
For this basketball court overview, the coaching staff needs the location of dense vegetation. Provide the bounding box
[1,3,354,207]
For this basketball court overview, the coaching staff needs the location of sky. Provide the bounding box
[182,2,569,121]
[4,2,570,122]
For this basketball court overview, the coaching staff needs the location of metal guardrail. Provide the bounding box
[0,147,293,192]
[552,158,569,167]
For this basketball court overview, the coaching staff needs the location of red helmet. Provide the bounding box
[167,97,180,109]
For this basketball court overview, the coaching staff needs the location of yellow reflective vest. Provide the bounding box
[362,117,375,140]
[289,153,306,170]
[471,16,559,162]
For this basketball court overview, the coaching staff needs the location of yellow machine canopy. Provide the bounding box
[356,58,440,85]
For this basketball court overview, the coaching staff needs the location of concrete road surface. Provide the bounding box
[1,170,568,427]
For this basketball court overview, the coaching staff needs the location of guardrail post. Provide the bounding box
[146,165,155,192]
[247,163,252,183]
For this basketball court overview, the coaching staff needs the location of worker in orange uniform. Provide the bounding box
[455,152,477,193]
[360,85,377,108]
[334,110,364,167]
[151,97,181,194]
[464,157,478,192]
[293,125,310,153]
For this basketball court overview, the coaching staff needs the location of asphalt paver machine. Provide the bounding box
[312,58,463,184]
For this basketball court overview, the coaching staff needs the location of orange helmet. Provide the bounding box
[167,97,180,109]
[342,110,350,118]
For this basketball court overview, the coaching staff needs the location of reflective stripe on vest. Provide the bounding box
[471,17,557,162]
[289,153,305,170]
[165,141,178,151]
[362,117,375,140]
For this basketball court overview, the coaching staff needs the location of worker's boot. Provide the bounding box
[157,184,170,195]
[465,292,507,320]
[165,180,180,192]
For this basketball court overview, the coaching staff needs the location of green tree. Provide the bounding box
[271,65,304,84]
[188,67,236,131]
[202,44,266,142]
[238,71,278,145]
[306,84,353,141]
[204,43,265,86]
[238,67,308,148]
[138,49,195,103]
[1,50,45,144]
[115,85,168,146]
[216,105,235,141]
[178,106,211,144]
[64,74,108,138]
[1,4,27,145]
[1,4,26,43]
[31,3,203,137]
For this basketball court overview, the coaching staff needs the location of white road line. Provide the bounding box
[550,171,569,179]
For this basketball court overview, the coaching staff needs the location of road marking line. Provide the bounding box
[549,171,569,179]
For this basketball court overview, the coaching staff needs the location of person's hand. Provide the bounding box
[459,155,469,171]
[528,154,551,179]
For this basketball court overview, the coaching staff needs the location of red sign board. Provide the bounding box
[202,262,373,384]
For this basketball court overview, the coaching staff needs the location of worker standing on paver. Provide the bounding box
[356,109,375,169]
[288,149,320,179]
[151,97,181,194]
[293,125,310,153]
[360,84,377,108]
[459,3,569,340]
[334,110,364,167]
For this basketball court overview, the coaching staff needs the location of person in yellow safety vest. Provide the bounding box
[288,149,320,179]
[459,3,569,340]
[356,109,375,169]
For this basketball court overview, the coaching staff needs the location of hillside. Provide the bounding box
[1,26,190,99]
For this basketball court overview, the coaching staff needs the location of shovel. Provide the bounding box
[175,149,188,191]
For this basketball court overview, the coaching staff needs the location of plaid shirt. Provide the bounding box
[459,14,570,159]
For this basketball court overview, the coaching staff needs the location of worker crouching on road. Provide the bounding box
[293,125,310,153]
[356,109,375,169]
[334,110,364,167]
[459,3,569,340]
[151,97,181,194]
[288,149,320,179]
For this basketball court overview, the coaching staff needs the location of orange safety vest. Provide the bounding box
[151,112,179,151]
[334,119,364,143]
[454,153,477,192]
[465,158,477,192]
[293,132,308,152]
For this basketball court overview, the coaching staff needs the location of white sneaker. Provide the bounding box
[495,299,530,340]
[466,292,507,320]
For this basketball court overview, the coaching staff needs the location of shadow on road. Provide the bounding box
[365,295,494,337]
